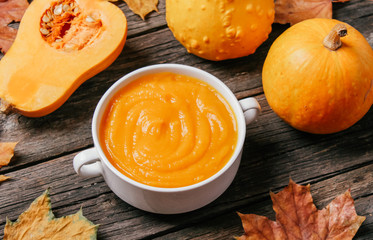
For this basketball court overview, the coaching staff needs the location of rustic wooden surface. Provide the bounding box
[1,0,373,239]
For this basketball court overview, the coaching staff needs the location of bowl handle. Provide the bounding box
[239,97,261,125]
[73,147,103,178]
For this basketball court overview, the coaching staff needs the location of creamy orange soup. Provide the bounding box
[100,72,238,188]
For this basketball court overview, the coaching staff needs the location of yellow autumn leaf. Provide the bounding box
[0,175,10,182]
[123,0,158,20]
[0,142,17,167]
[4,189,98,240]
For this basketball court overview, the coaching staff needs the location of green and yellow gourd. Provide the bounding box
[166,0,275,61]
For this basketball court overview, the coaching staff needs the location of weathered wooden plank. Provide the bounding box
[0,1,372,239]
[117,0,167,37]
[0,24,280,170]
[1,87,372,181]
[1,5,373,171]
[153,164,373,240]
[0,150,371,239]
[0,72,372,238]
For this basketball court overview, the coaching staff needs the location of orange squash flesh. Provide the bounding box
[0,0,127,117]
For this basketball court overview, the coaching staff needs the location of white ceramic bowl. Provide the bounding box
[73,64,261,214]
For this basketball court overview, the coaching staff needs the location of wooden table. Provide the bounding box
[1,1,372,239]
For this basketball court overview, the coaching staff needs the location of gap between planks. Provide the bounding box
[0,144,93,175]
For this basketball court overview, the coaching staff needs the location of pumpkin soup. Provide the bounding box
[100,72,237,188]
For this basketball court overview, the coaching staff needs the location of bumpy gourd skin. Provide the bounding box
[0,0,127,117]
[263,19,373,134]
[166,0,275,61]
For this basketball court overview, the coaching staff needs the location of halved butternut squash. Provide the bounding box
[0,0,127,117]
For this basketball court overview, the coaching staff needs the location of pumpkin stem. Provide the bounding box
[323,24,348,51]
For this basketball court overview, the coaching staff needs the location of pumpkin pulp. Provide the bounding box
[99,72,238,188]
[39,0,103,51]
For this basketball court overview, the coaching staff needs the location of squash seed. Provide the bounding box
[62,4,70,12]
[85,15,95,23]
[40,28,50,35]
[55,39,62,43]
[54,4,63,15]
[64,43,76,50]
[74,7,79,14]
[47,10,52,19]
[42,14,50,23]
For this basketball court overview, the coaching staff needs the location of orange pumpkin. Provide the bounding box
[166,0,275,61]
[0,0,127,117]
[263,19,373,134]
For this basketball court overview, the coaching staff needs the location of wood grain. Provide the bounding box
[0,0,372,239]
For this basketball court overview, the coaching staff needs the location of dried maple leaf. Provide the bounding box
[0,142,17,167]
[123,0,158,20]
[0,0,29,53]
[4,189,98,240]
[237,179,365,240]
[274,0,350,25]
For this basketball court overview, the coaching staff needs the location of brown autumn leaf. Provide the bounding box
[4,189,98,239]
[237,179,365,240]
[123,0,158,20]
[0,0,29,53]
[274,0,350,25]
[0,142,17,167]
[0,26,18,54]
